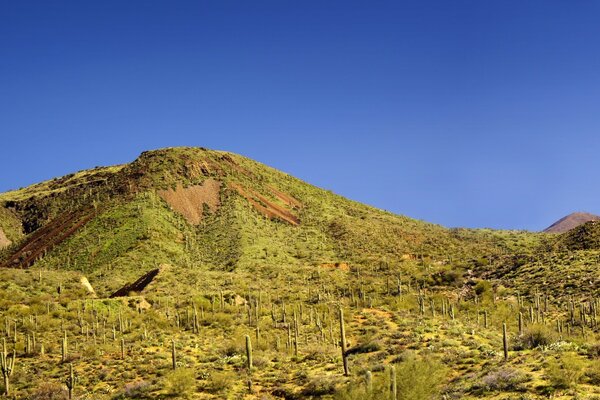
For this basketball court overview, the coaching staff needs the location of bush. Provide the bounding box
[395,355,447,400]
[334,355,446,400]
[30,383,68,400]
[302,375,340,396]
[477,367,529,392]
[545,353,587,389]
[514,324,556,350]
[585,360,600,385]
[164,368,196,398]
[203,371,237,393]
[588,342,600,359]
[346,341,382,356]
[116,380,152,399]
[474,280,492,296]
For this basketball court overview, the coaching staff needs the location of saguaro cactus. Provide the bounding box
[339,307,349,376]
[502,322,508,361]
[171,339,177,370]
[65,363,75,399]
[518,312,523,335]
[389,365,397,400]
[245,335,253,370]
[1,338,16,396]
[62,331,68,362]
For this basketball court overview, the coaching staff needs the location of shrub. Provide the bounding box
[164,368,196,398]
[346,341,382,356]
[395,355,447,400]
[302,375,340,396]
[30,383,69,400]
[203,371,237,393]
[477,367,529,392]
[588,342,600,359]
[474,280,492,296]
[545,353,587,389]
[585,360,600,385]
[514,324,556,350]
[118,380,152,399]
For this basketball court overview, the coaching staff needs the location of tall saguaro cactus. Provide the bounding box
[1,338,16,396]
[62,331,68,362]
[502,322,508,361]
[245,335,253,370]
[171,339,177,370]
[339,307,349,376]
[65,363,75,399]
[389,365,397,400]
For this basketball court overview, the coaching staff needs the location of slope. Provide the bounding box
[543,211,600,233]
[0,147,509,296]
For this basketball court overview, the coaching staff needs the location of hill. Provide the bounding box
[0,147,598,399]
[0,147,507,296]
[543,211,600,233]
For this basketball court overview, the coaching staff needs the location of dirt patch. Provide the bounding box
[110,265,168,298]
[319,262,350,272]
[1,207,97,269]
[0,228,10,248]
[268,186,302,209]
[362,308,393,319]
[158,179,221,224]
[229,182,300,225]
[220,154,255,178]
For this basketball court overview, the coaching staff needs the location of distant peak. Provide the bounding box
[543,212,600,233]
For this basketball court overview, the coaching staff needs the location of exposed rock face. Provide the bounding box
[79,276,96,296]
[110,264,169,298]
[0,228,10,248]
[544,212,600,233]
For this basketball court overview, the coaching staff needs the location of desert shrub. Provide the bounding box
[346,341,382,356]
[474,280,492,296]
[335,357,446,400]
[588,342,600,359]
[431,269,463,287]
[545,353,587,389]
[114,380,152,399]
[514,324,556,350]
[477,367,529,392]
[164,368,196,398]
[30,383,69,400]
[203,371,237,393]
[395,355,447,400]
[585,360,600,385]
[302,375,340,396]
[302,343,337,362]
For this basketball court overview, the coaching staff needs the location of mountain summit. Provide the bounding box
[543,211,600,233]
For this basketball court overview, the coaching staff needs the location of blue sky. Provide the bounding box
[1,1,599,230]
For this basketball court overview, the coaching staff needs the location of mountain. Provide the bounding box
[1,147,600,399]
[0,147,505,296]
[555,220,600,250]
[543,211,600,233]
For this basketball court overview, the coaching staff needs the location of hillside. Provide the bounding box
[0,147,505,296]
[0,147,598,400]
[543,212,600,233]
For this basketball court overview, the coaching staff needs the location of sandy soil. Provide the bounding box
[0,228,10,248]
[158,179,221,224]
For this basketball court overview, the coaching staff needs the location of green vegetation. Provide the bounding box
[0,147,598,398]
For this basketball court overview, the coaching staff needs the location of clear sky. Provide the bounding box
[2,1,599,230]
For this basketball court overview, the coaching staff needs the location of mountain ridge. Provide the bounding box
[1,147,504,296]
